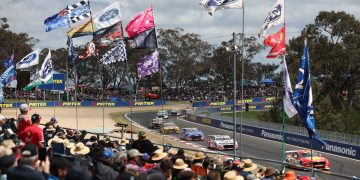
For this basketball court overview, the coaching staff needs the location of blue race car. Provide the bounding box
[180,128,205,141]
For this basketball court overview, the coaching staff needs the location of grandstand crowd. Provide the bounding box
[0,103,314,180]
[3,85,279,102]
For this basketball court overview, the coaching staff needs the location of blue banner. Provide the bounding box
[39,74,65,90]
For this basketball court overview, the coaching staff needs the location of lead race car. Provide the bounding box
[207,135,238,150]
[180,128,205,141]
[149,117,165,129]
[156,110,169,119]
[285,150,330,170]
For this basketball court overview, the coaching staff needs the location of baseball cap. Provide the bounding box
[22,144,38,157]
[103,149,113,159]
[128,149,143,158]
[20,104,29,111]
[138,131,146,137]
[31,114,41,123]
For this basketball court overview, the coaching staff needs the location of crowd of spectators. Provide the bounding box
[0,104,318,180]
[3,84,279,103]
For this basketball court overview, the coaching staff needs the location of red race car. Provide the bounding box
[285,150,330,170]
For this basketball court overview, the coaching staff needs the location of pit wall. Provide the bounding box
[0,100,166,108]
[192,97,275,107]
[185,113,360,160]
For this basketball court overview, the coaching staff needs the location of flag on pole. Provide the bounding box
[282,60,297,118]
[16,49,40,69]
[125,7,155,39]
[67,20,94,38]
[23,78,52,91]
[264,26,285,58]
[39,50,53,83]
[137,51,160,79]
[100,41,127,64]
[258,0,284,37]
[67,38,78,62]
[293,41,326,146]
[200,0,243,16]
[93,1,122,30]
[79,41,97,59]
[94,22,123,47]
[44,9,69,32]
[127,28,157,49]
[0,64,15,87]
[67,0,91,23]
[3,52,15,69]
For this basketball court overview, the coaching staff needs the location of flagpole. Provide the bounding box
[232,32,237,159]
[281,0,286,173]
[239,0,245,159]
[151,4,165,145]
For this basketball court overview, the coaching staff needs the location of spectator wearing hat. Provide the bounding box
[172,159,188,179]
[63,139,75,155]
[224,170,244,180]
[126,149,147,174]
[190,152,206,174]
[49,156,73,180]
[239,159,257,179]
[118,138,128,151]
[148,158,173,180]
[70,142,90,156]
[172,148,185,163]
[0,145,17,180]
[132,131,157,155]
[151,149,168,164]
[262,167,276,180]
[44,126,56,147]
[7,144,50,180]
[19,114,44,147]
[93,148,119,180]
[17,103,31,135]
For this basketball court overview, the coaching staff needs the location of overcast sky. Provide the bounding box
[0,0,359,63]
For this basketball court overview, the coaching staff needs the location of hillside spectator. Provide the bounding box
[224,170,244,180]
[151,149,168,164]
[177,170,196,180]
[49,156,72,180]
[132,131,157,155]
[19,114,44,147]
[148,158,173,180]
[93,148,119,180]
[0,145,17,179]
[65,165,92,180]
[7,144,49,180]
[262,167,276,180]
[206,170,221,180]
[172,159,188,180]
[17,104,31,134]
[126,149,147,174]
[172,148,185,163]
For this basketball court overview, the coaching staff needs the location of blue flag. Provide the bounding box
[67,38,78,62]
[293,41,326,146]
[0,64,16,87]
[44,9,69,32]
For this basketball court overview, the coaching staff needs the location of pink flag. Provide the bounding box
[125,7,155,39]
[79,41,97,59]
[263,26,285,58]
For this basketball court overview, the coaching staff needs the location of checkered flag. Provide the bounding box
[67,0,91,23]
[100,41,127,64]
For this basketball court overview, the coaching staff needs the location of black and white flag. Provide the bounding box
[100,41,127,64]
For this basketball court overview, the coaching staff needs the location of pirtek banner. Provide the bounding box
[39,74,65,90]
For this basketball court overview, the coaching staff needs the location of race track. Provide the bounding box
[131,112,360,180]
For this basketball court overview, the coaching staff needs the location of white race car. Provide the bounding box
[207,135,238,150]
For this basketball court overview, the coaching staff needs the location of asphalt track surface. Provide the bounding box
[131,112,360,180]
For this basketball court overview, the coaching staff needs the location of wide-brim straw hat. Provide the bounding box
[70,142,90,155]
[104,136,111,143]
[242,159,258,172]
[46,125,56,132]
[1,140,16,149]
[118,138,128,146]
[48,136,64,147]
[224,171,244,180]
[151,149,168,161]
[63,139,75,149]
[193,152,206,160]
[173,159,188,170]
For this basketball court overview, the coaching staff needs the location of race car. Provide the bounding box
[157,110,169,119]
[170,108,182,116]
[180,128,205,141]
[160,122,180,134]
[207,135,238,150]
[149,117,165,129]
[285,150,330,170]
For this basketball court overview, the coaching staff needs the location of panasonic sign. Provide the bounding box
[261,130,282,141]
[325,144,357,157]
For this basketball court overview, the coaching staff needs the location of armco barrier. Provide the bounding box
[192,97,275,107]
[185,113,360,160]
[0,100,166,108]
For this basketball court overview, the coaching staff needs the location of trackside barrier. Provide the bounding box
[192,97,275,107]
[0,100,166,108]
[185,113,360,161]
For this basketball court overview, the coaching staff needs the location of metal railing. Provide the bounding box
[193,108,360,146]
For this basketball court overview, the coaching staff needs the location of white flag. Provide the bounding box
[258,0,284,37]
[16,49,40,69]
[200,0,243,16]
[283,60,297,118]
[93,1,122,30]
[39,50,53,83]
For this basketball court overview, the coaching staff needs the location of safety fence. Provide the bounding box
[0,100,166,108]
[185,112,360,161]
[192,97,275,107]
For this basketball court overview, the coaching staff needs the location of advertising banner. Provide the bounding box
[39,74,65,90]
